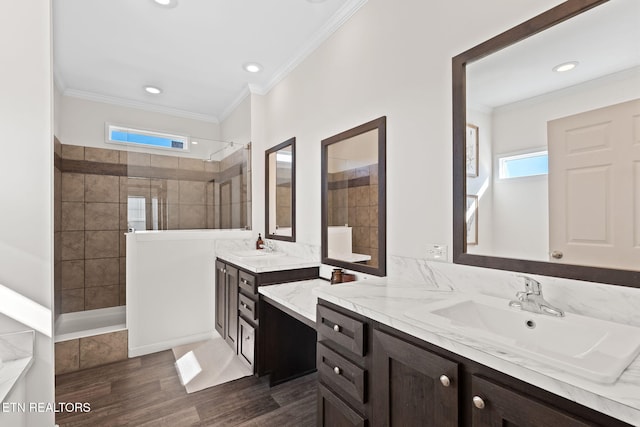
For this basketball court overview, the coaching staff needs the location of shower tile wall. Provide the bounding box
[328,164,379,266]
[56,142,248,313]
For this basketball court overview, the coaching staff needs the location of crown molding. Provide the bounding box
[254,0,368,96]
[219,86,251,123]
[56,0,368,125]
[63,89,219,123]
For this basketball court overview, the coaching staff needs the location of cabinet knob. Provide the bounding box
[223,268,227,273]
[439,375,451,387]
[333,324,340,332]
[245,335,251,341]
[333,366,341,375]
[472,396,485,409]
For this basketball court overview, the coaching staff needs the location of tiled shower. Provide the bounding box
[53,138,250,373]
[327,164,379,266]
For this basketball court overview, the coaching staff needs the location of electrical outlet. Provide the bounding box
[426,244,448,262]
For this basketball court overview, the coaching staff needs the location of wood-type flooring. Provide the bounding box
[55,349,317,426]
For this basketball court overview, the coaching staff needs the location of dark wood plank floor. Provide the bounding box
[55,350,317,426]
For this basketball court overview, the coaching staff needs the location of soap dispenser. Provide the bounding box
[256,233,264,250]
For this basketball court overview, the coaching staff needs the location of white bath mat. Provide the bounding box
[171,336,252,394]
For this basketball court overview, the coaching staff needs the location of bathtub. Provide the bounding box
[54,306,126,343]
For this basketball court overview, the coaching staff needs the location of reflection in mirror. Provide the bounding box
[322,117,386,276]
[453,0,640,287]
[266,137,295,241]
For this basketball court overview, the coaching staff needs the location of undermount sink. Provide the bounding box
[405,294,640,383]
[231,249,284,258]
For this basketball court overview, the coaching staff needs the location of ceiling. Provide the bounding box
[53,0,366,123]
[466,0,640,110]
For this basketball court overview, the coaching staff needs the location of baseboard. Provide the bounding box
[128,331,220,357]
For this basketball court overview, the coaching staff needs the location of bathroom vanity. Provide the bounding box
[313,280,640,427]
[214,251,319,377]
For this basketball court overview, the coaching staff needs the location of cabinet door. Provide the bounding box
[318,383,367,427]
[238,316,255,370]
[225,266,238,350]
[372,329,459,427]
[214,261,226,338]
[471,375,594,427]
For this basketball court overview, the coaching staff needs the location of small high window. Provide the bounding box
[106,124,189,152]
[498,150,548,179]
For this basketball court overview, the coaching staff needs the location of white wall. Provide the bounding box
[466,108,494,255]
[0,1,54,426]
[58,95,222,159]
[126,230,251,357]
[221,95,251,146]
[246,0,564,258]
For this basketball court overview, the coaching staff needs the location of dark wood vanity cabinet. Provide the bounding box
[470,375,594,427]
[316,299,632,427]
[215,257,318,374]
[372,328,459,427]
[316,303,371,426]
[215,260,238,350]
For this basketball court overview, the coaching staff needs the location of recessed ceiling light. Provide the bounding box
[307,0,328,3]
[552,61,579,73]
[243,63,262,73]
[153,0,178,8]
[144,85,162,95]
[192,141,199,145]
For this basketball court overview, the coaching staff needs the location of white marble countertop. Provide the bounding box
[216,250,320,273]
[0,330,34,403]
[258,278,331,323]
[311,278,640,426]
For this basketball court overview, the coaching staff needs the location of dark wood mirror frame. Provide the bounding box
[452,0,640,288]
[265,137,296,242]
[321,116,387,276]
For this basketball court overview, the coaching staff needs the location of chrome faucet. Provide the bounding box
[259,240,275,252]
[508,276,564,317]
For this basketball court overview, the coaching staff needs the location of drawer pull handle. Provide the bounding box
[241,279,249,285]
[241,303,249,309]
[333,366,341,375]
[333,324,340,332]
[472,396,485,409]
[439,375,451,387]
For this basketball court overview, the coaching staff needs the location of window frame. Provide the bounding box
[497,149,548,180]
[105,123,191,153]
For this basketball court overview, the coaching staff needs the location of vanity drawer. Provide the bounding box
[317,305,366,357]
[239,271,257,295]
[239,292,257,322]
[318,342,367,404]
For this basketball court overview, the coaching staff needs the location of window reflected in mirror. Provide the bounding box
[453,0,640,286]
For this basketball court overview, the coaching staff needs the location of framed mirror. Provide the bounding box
[265,137,296,241]
[321,117,386,276]
[453,0,640,287]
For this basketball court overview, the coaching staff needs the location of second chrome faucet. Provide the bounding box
[508,276,565,317]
